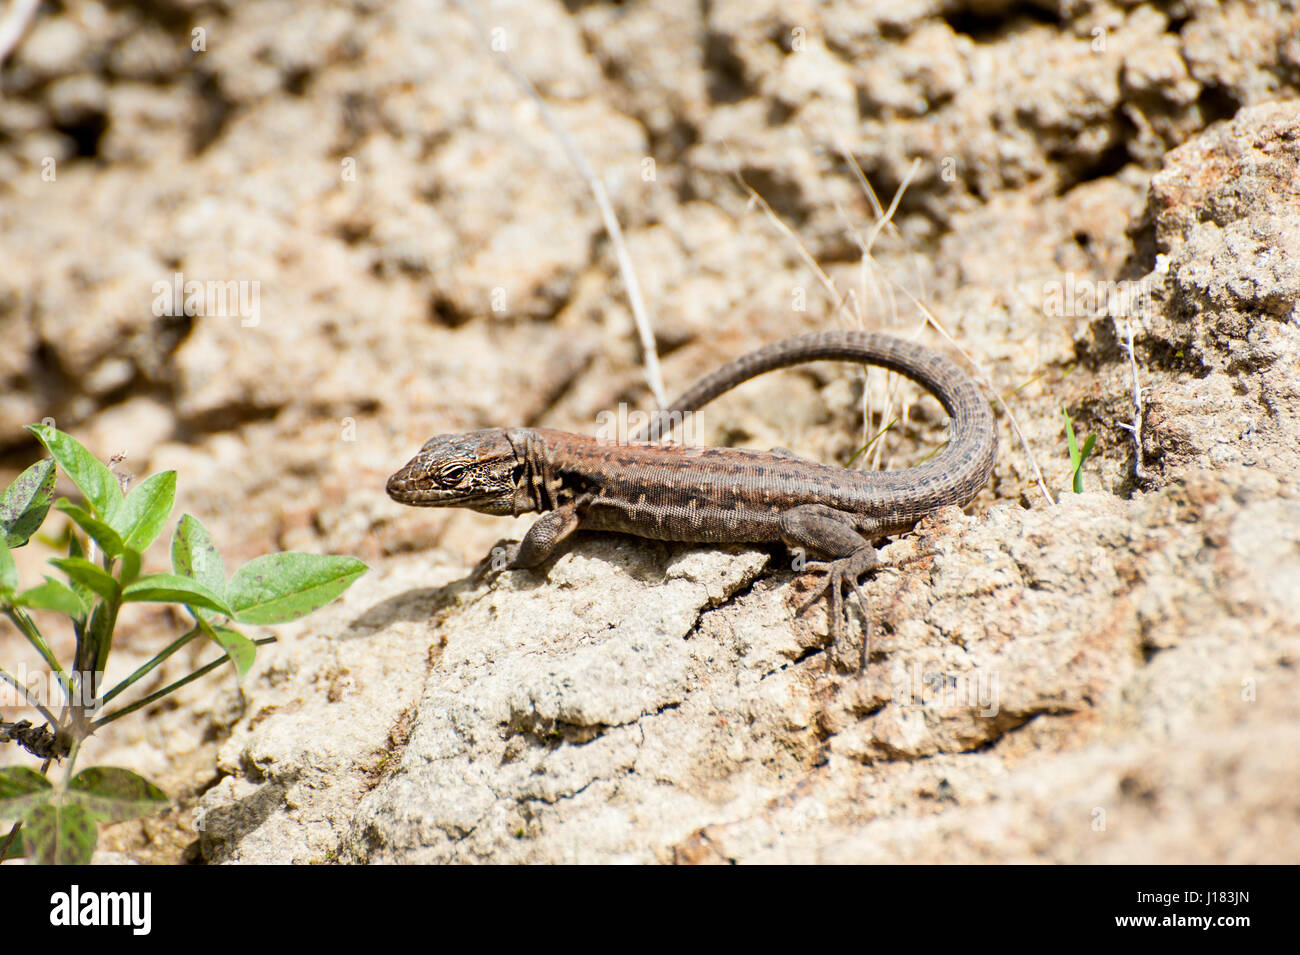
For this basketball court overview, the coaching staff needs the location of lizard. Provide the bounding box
[386,329,998,653]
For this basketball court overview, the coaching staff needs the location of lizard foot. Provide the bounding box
[794,548,877,669]
[471,540,522,583]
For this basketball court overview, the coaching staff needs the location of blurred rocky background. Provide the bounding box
[1,0,1298,863]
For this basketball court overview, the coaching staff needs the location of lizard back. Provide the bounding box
[540,329,998,543]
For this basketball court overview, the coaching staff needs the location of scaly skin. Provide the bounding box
[387,330,998,658]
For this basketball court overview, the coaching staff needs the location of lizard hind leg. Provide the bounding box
[778,504,881,664]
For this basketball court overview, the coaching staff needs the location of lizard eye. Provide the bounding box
[436,463,469,487]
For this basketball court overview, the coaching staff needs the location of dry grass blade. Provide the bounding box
[1112,312,1148,484]
[448,0,666,408]
[734,134,1049,504]
[887,280,1054,505]
[724,143,853,324]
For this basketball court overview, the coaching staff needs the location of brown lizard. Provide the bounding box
[387,330,997,651]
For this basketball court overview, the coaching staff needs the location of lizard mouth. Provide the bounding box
[385,469,462,506]
[386,467,511,510]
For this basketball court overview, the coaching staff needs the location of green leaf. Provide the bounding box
[62,531,93,609]
[199,619,257,679]
[0,536,15,596]
[1063,410,1081,467]
[121,573,232,616]
[171,514,227,594]
[1,835,24,860]
[45,535,97,666]
[54,499,125,558]
[115,471,176,553]
[50,557,120,603]
[118,548,142,586]
[1063,409,1097,495]
[24,801,96,865]
[0,766,54,821]
[1,458,56,548]
[68,767,169,823]
[87,601,115,680]
[227,553,367,624]
[15,576,89,618]
[1072,433,1097,494]
[26,425,123,520]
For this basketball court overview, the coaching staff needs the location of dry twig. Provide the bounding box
[449,0,666,407]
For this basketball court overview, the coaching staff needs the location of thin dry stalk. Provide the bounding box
[888,281,1054,505]
[450,0,665,407]
[1112,313,1148,484]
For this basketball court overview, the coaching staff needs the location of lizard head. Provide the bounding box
[386,429,523,515]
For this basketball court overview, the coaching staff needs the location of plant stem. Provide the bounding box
[62,738,81,786]
[845,417,899,469]
[98,627,199,705]
[78,595,121,702]
[0,665,59,726]
[3,605,72,700]
[0,821,19,861]
[914,437,951,467]
[92,637,276,729]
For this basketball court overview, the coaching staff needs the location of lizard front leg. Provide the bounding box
[504,494,592,570]
[778,504,882,666]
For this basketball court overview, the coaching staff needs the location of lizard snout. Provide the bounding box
[385,464,413,502]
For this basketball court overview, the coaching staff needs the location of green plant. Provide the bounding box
[844,417,899,469]
[1062,408,1097,494]
[0,424,367,863]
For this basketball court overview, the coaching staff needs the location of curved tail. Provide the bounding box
[633,329,997,512]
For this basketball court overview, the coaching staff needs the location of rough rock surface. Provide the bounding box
[2,1,1298,864]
